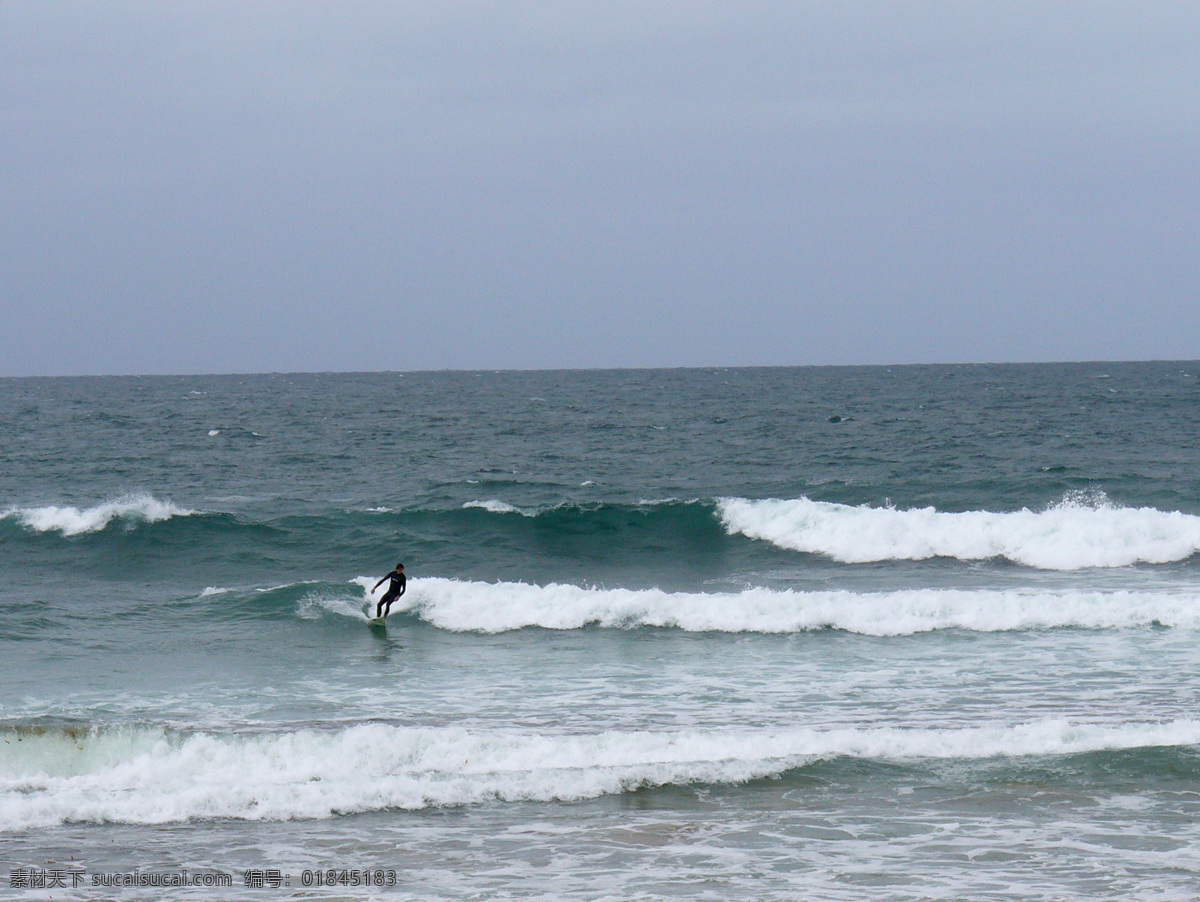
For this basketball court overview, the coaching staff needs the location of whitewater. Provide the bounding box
[717,494,1200,569]
[5,719,1200,830]
[352,577,1200,635]
[0,492,193,536]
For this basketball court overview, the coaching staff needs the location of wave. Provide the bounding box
[0,493,193,536]
[183,581,367,623]
[717,494,1200,570]
[0,498,728,570]
[349,577,1200,635]
[462,498,693,517]
[3,718,1199,828]
[10,492,1200,573]
[463,499,527,515]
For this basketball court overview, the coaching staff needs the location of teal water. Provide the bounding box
[3,363,1200,899]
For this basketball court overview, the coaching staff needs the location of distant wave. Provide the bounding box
[0,493,193,537]
[461,498,697,518]
[4,718,1199,828]
[463,498,691,514]
[10,492,1200,571]
[717,494,1200,570]
[463,499,527,515]
[349,577,1200,635]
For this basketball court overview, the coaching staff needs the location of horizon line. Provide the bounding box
[1,357,1198,380]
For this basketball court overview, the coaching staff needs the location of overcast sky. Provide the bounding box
[2,1,1197,375]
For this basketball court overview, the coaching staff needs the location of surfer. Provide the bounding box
[372,563,406,619]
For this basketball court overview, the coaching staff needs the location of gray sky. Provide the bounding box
[2,1,1198,375]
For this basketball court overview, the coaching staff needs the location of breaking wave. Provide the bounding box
[717,494,1200,569]
[4,718,1199,829]
[9,492,1200,572]
[350,577,1200,635]
[0,493,193,537]
[463,499,526,515]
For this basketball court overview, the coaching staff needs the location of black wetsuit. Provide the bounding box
[373,570,406,618]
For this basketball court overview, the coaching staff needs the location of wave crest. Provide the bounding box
[463,499,527,515]
[717,495,1200,569]
[351,577,1200,635]
[0,493,193,536]
[4,719,1199,828]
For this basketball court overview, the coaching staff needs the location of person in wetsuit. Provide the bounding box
[372,563,406,618]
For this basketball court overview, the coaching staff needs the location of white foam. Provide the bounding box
[3,718,1198,829]
[463,499,524,514]
[463,501,520,513]
[0,494,194,536]
[199,587,230,597]
[461,498,694,518]
[717,495,1200,569]
[350,575,411,619]
[347,577,1200,635]
[298,588,373,622]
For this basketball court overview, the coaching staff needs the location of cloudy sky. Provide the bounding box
[2,1,1197,375]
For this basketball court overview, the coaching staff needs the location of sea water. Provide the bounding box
[2,363,1200,899]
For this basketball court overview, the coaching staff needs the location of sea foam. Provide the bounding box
[717,495,1200,569]
[3,719,1198,829]
[463,499,525,514]
[351,577,1200,635]
[0,493,193,536]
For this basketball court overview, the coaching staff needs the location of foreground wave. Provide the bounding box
[3,719,1199,829]
[718,494,1200,569]
[351,578,1200,635]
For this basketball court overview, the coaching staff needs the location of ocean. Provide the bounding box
[3,363,1200,899]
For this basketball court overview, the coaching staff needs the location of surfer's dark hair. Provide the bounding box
[397,562,405,569]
